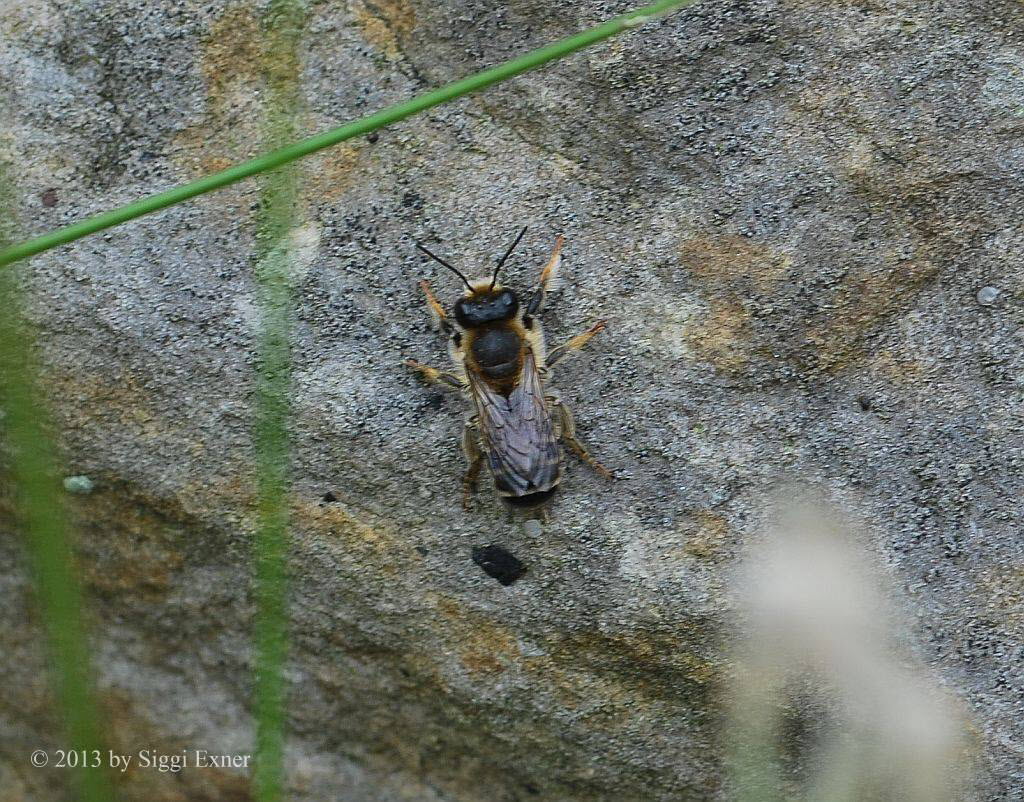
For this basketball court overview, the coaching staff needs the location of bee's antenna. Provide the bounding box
[490,226,528,291]
[415,242,473,291]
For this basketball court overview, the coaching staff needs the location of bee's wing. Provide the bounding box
[468,349,562,496]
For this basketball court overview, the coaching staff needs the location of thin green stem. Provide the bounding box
[251,2,304,799]
[0,166,114,800]
[0,0,697,269]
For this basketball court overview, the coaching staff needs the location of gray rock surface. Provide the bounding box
[2,0,1024,799]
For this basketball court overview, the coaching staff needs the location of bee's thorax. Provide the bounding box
[469,327,522,380]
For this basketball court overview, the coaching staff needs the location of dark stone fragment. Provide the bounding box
[472,545,527,586]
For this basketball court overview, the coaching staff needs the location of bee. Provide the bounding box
[406,227,612,511]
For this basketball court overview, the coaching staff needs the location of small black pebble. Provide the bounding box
[472,545,526,586]
[856,395,872,412]
[321,491,338,503]
[367,132,379,144]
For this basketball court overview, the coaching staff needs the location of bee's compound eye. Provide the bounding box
[454,299,472,327]
[497,290,518,316]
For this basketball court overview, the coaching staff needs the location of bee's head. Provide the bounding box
[454,287,519,328]
[415,226,529,328]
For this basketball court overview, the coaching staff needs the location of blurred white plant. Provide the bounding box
[725,499,970,802]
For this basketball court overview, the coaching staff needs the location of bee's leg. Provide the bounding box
[405,359,465,392]
[419,279,454,335]
[461,417,484,511]
[547,395,613,479]
[545,319,607,371]
[525,234,564,317]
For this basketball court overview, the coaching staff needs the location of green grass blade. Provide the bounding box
[0,166,114,800]
[251,2,304,799]
[0,0,697,269]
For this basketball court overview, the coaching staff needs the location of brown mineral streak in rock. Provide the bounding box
[680,235,790,290]
[682,509,730,561]
[353,0,416,61]
[293,495,407,574]
[99,690,251,802]
[683,297,752,374]
[805,256,939,372]
[73,493,186,601]
[435,595,520,675]
[42,370,165,438]
[980,568,1024,632]
[304,142,363,203]
[679,235,789,374]
[679,232,940,376]
[174,6,265,170]
[172,4,366,214]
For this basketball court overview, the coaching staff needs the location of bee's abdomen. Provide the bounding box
[471,328,521,379]
[503,487,558,508]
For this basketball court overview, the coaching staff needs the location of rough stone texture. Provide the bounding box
[2,0,1024,799]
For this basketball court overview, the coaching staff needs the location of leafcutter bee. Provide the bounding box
[406,228,612,511]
